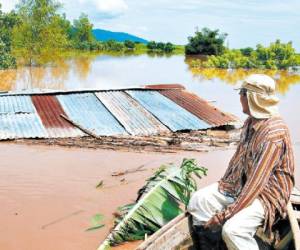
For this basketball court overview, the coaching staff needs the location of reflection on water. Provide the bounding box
[1,53,299,96]
[73,55,93,81]
[0,69,17,91]
[189,68,300,95]
[185,58,300,95]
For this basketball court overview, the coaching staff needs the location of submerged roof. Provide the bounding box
[57,93,127,136]
[95,91,169,136]
[31,95,84,138]
[0,84,238,140]
[127,90,210,131]
[159,89,237,126]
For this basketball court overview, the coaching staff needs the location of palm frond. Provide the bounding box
[98,158,207,250]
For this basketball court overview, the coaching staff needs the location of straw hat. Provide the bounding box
[240,74,279,119]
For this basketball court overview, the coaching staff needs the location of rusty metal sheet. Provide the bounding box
[144,84,185,90]
[126,90,210,131]
[31,95,84,138]
[95,91,169,136]
[57,93,127,136]
[159,89,238,127]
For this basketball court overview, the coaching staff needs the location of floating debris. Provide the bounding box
[86,214,105,232]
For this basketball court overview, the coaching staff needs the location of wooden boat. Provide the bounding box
[136,187,300,250]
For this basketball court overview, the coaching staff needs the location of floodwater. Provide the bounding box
[0,52,299,249]
[0,144,236,250]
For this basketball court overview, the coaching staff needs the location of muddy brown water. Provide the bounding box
[0,144,298,250]
[0,53,299,249]
[0,144,235,250]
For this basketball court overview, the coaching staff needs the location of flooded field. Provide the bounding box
[0,52,299,249]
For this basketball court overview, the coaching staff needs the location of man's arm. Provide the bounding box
[206,139,281,227]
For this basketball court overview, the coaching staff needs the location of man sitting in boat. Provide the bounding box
[188,74,295,249]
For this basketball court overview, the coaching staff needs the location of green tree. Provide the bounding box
[57,13,72,41]
[147,41,157,50]
[124,40,135,50]
[0,38,17,69]
[0,6,19,51]
[0,4,18,69]
[12,0,68,65]
[156,42,165,51]
[164,42,175,53]
[240,47,254,57]
[102,40,124,51]
[185,27,227,55]
[146,41,175,53]
[72,13,94,45]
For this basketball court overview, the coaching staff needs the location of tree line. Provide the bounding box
[0,0,175,69]
[1,0,299,70]
[185,27,300,70]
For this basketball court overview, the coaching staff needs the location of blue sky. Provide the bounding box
[1,0,300,51]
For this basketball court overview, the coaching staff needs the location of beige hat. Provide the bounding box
[241,74,279,119]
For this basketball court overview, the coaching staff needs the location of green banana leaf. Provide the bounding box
[98,158,207,250]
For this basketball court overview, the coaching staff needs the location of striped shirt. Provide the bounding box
[217,116,295,235]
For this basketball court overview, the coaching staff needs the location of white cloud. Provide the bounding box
[94,0,128,14]
[70,0,128,16]
[0,0,18,12]
[60,0,128,21]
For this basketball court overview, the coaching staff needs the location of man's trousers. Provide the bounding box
[187,183,265,250]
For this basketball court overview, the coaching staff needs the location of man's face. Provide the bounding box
[239,88,251,116]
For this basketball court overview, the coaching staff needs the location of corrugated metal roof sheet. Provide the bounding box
[126,90,210,131]
[0,95,48,140]
[0,113,48,140]
[159,89,238,127]
[0,95,36,114]
[0,86,239,141]
[0,85,184,97]
[57,93,128,136]
[95,91,169,136]
[31,95,84,138]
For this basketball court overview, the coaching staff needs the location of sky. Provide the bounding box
[1,0,300,51]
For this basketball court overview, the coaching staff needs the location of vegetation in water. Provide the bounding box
[200,40,300,70]
[11,0,69,66]
[146,41,176,53]
[185,28,300,70]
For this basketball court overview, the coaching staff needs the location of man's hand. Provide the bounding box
[204,215,222,231]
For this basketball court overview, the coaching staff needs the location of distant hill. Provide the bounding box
[92,29,148,44]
